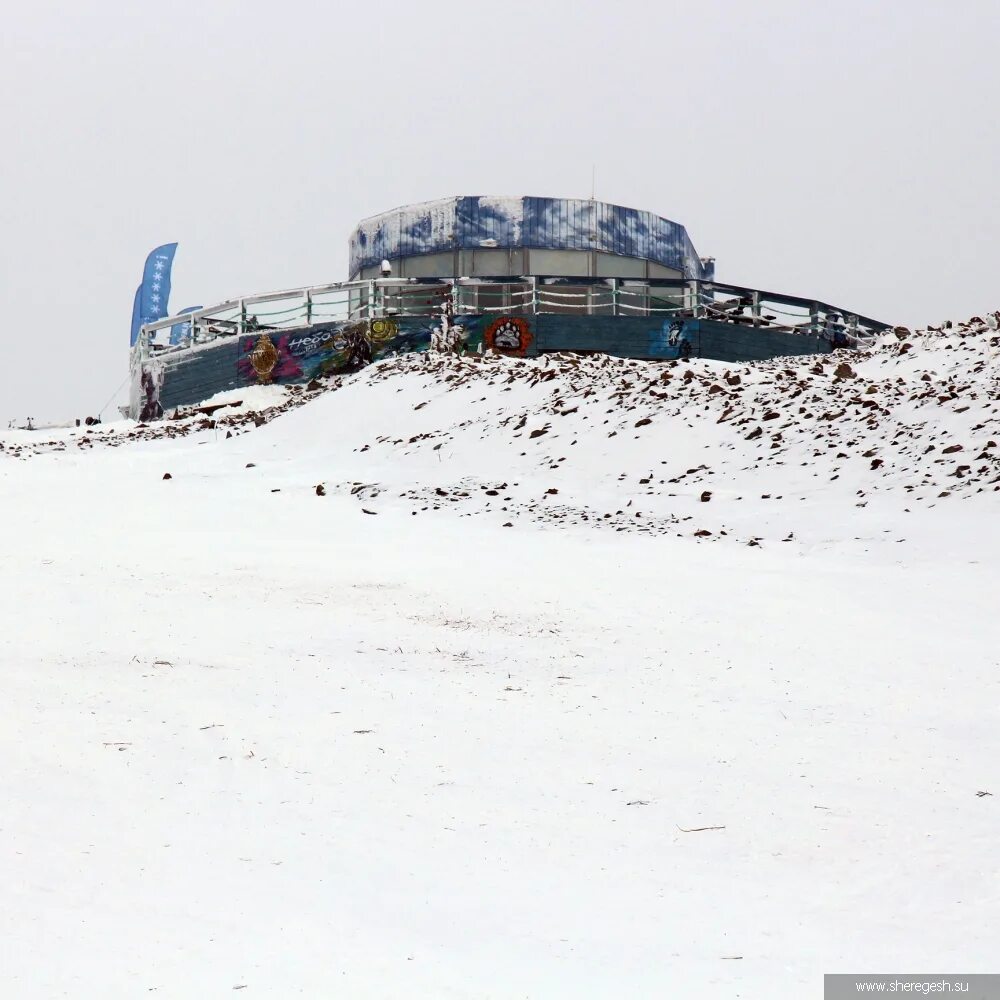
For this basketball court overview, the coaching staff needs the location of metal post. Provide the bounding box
[239,299,246,336]
[368,280,376,319]
[531,276,538,315]
[305,289,313,327]
[692,280,702,318]
[611,278,618,317]
[752,290,761,327]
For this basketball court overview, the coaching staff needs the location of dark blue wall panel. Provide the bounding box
[530,316,829,363]
[144,314,832,418]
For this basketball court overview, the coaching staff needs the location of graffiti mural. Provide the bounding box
[484,316,533,357]
[237,316,485,387]
[249,333,280,382]
[133,311,841,419]
[369,317,398,342]
[648,318,693,360]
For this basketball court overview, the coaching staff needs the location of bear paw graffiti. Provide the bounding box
[485,316,532,357]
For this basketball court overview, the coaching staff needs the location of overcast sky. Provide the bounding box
[1,0,998,423]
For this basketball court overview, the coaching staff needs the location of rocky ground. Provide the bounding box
[4,314,998,548]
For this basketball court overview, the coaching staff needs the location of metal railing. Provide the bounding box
[135,276,889,358]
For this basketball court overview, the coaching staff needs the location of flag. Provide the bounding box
[135,242,178,344]
[169,305,202,346]
[129,285,142,346]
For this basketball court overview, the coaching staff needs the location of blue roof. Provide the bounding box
[349,196,711,279]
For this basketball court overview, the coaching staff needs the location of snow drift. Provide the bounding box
[0,314,997,997]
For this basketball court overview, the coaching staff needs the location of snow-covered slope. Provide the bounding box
[1,316,997,997]
[244,316,998,549]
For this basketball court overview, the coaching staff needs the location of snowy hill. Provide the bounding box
[9,313,998,550]
[1,315,998,997]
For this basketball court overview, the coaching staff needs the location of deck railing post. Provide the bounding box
[304,289,313,326]
[238,299,246,336]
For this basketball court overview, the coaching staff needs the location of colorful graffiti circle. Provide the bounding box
[249,333,280,382]
[485,316,532,357]
[369,317,399,343]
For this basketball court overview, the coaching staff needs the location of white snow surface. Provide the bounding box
[2,318,999,997]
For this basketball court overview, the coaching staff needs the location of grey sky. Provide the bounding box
[2,0,997,423]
